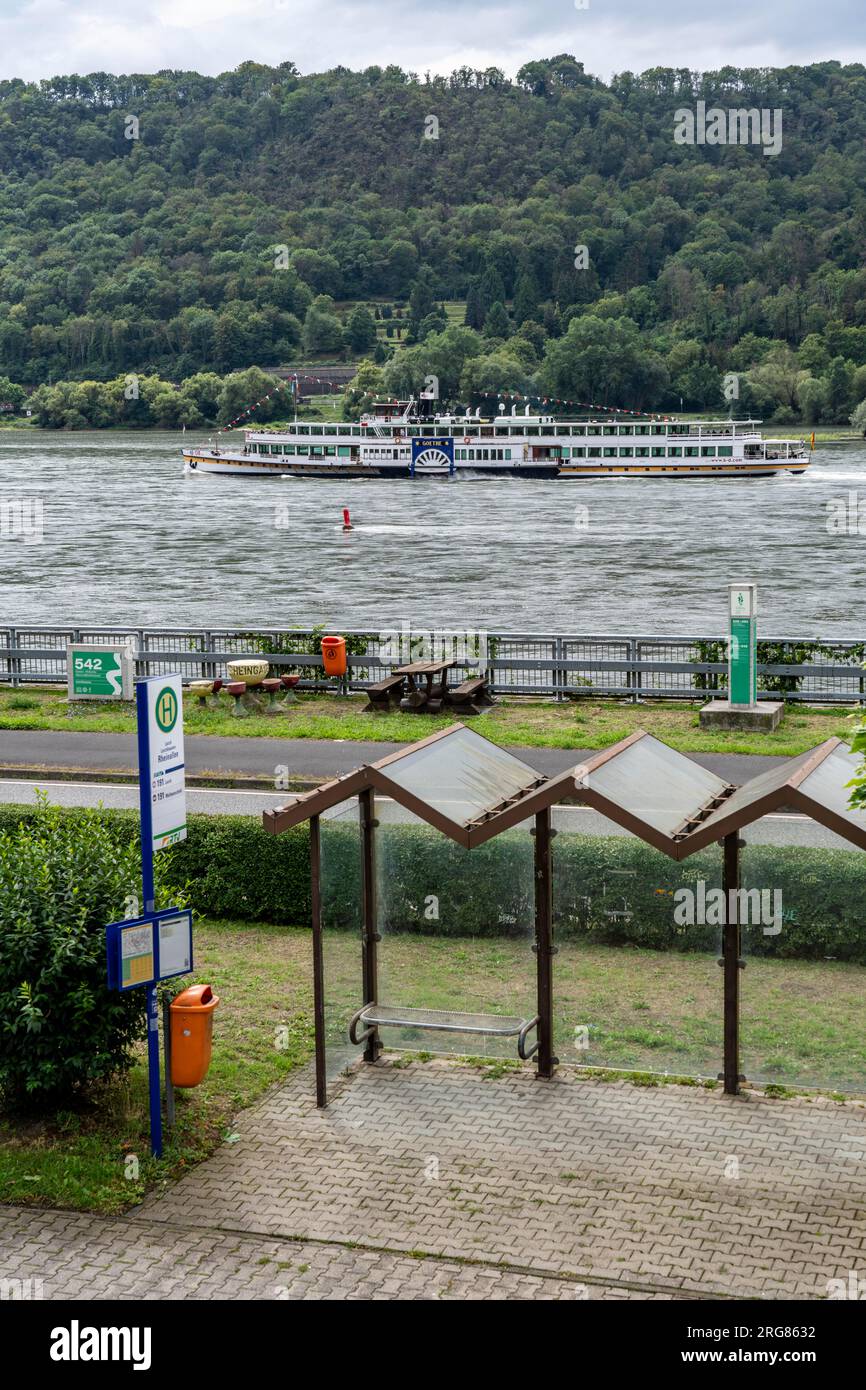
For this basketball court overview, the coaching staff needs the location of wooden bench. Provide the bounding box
[364,673,405,712]
[445,676,494,715]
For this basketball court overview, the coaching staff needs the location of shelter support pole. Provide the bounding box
[310,815,327,1108]
[360,788,381,1063]
[533,809,558,1080]
[721,832,744,1097]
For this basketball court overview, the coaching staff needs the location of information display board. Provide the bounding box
[106,908,194,992]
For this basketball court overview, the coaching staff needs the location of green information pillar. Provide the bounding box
[728,583,757,707]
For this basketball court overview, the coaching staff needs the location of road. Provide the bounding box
[0,728,790,787]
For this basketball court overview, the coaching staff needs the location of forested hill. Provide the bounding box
[3,55,866,424]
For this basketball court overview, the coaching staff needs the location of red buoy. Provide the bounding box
[342,507,353,531]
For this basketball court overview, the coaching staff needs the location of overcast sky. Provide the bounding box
[0,0,864,83]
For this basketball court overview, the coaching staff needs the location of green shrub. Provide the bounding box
[0,798,179,1105]
[0,804,310,927]
[0,803,864,965]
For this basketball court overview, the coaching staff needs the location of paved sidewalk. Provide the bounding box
[4,1061,864,1300]
[0,1207,609,1301]
[137,1060,866,1301]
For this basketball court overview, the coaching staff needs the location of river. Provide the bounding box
[0,430,863,637]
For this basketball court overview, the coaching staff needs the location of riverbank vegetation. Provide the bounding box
[3,60,866,428]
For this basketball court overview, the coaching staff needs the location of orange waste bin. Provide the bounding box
[321,635,347,678]
[170,984,219,1087]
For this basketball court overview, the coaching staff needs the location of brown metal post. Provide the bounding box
[722,832,743,1096]
[534,809,558,1080]
[360,788,381,1063]
[310,815,327,1108]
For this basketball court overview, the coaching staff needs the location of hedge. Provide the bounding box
[0,804,310,927]
[1,804,865,963]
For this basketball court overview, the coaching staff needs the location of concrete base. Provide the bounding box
[699,699,784,732]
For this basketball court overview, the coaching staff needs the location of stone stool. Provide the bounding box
[261,678,284,714]
[189,680,214,708]
[280,674,300,705]
[209,677,224,708]
[225,680,248,716]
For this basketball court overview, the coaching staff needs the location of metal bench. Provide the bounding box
[364,674,405,712]
[349,1003,540,1059]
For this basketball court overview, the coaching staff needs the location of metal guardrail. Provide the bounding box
[0,627,864,704]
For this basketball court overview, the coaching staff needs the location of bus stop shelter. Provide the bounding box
[263,725,866,1107]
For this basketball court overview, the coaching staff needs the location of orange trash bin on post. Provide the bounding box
[170,984,220,1087]
[321,634,347,678]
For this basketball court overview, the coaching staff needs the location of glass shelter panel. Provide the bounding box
[377,726,539,828]
[586,736,730,838]
[740,816,866,1095]
[552,805,723,1080]
[374,800,536,1060]
[319,798,363,1088]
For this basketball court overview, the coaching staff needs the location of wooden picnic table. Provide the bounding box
[395,658,457,713]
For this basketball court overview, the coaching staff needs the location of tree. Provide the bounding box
[512,271,541,326]
[483,302,510,339]
[0,376,26,412]
[216,368,280,426]
[302,296,345,355]
[850,400,866,437]
[345,304,377,354]
[342,359,385,417]
[541,314,668,409]
[407,266,438,340]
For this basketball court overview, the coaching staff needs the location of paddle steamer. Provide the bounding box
[182,398,809,479]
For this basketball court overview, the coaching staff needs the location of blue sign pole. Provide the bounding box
[136,680,162,1159]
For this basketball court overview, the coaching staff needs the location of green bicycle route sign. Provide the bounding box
[66,642,134,701]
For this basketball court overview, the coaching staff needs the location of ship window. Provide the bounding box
[526,427,539,436]
[338,447,351,458]
[505,449,511,460]
[495,426,509,436]
[718,446,733,456]
[586,427,601,436]
[651,447,665,457]
[635,447,649,458]
[651,426,666,436]
[325,446,336,456]
[668,447,682,457]
[618,448,634,458]
[540,426,556,436]
[603,448,617,457]
[618,426,634,436]
[685,447,699,457]
[701,446,715,457]
[572,447,585,458]
[587,447,601,458]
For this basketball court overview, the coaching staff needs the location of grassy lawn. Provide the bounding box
[0,921,314,1215]
[2,921,863,1215]
[0,685,859,758]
